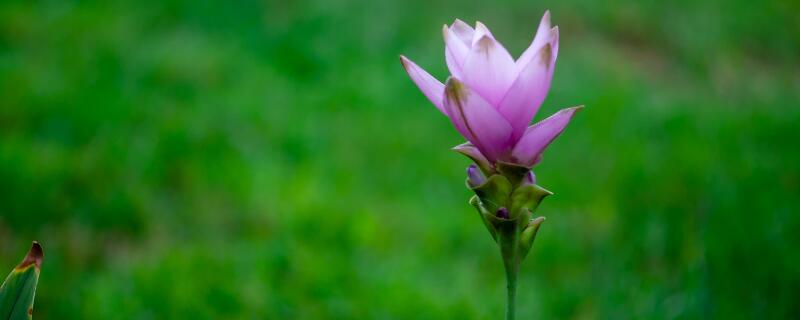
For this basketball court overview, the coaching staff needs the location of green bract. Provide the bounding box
[0,242,43,320]
[467,166,550,266]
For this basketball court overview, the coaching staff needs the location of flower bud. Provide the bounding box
[466,164,486,187]
[524,171,536,185]
[495,207,510,219]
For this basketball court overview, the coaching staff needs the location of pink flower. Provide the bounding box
[401,12,581,170]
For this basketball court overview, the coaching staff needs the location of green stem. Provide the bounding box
[498,222,520,320]
[504,258,518,320]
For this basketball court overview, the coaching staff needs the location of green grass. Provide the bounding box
[1,0,798,318]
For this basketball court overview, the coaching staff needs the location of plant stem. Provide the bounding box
[498,222,520,320]
[504,258,518,320]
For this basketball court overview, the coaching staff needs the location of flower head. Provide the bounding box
[401,11,581,171]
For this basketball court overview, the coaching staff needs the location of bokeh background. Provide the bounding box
[1,0,799,318]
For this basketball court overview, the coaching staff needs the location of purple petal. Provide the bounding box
[516,11,552,73]
[472,21,495,43]
[497,28,559,141]
[450,19,474,47]
[461,23,517,106]
[400,55,446,114]
[443,25,470,79]
[510,106,582,167]
[453,142,494,173]
[443,77,513,163]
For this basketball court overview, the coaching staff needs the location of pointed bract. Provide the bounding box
[519,216,546,259]
[453,142,494,174]
[498,41,556,141]
[462,31,517,105]
[516,11,553,72]
[450,19,475,47]
[400,55,446,114]
[472,21,495,43]
[1,242,43,320]
[510,106,582,167]
[443,77,512,163]
[443,25,470,79]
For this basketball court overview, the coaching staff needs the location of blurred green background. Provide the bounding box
[1,0,799,318]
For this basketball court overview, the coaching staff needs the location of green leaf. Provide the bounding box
[0,242,43,320]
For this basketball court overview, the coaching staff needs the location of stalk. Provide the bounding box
[498,223,520,320]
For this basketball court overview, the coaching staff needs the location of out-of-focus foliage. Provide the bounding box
[1,0,798,319]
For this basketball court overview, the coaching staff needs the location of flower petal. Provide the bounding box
[453,142,494,173]
[443,25,470,79]
[461,26,517,106]
[444,77,513,162]
[516,11,552,72]
[497,28,559,141]
[510,106,582,167]
[450,19,474,47]
[400,55,446,114]
[472,21,495,44]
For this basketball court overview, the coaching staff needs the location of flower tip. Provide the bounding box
[475,34,495,49]
[18,241,43,269]
[529,216,546,229]
[474,21,492,36]
[567,105,586,116]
